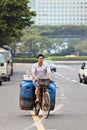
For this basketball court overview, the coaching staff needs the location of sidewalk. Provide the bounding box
[54,60,87,64]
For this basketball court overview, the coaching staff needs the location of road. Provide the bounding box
[0,63,87,130]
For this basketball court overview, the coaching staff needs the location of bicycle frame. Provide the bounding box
[34,78,50,119]
[39,87,47,108]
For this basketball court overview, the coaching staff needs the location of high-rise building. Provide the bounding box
[30,0,87,25]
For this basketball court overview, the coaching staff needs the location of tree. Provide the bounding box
[0,0,36,46]
[74,40,87,53]
[20,26,52,55]
[19,25,87,56]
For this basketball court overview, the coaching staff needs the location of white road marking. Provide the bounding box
[55,72,78,83]
[62,75,66,78]
[46,129,57,130]
[57,96,67,99]
[79,83,87,87]
[53,104,64,113]
[79,83,84,86]
[66,77,70,80]
[56,65,75,71]
[21,64,75,130]
[20,83,65,130]
[21,104,64,130]
[56,71,87,88]
[71,80,77,83]
[21,111,45,130]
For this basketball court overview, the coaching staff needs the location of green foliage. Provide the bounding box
[13,57,37,63]
[20,25,87,56]
[49,56,87,61]
[0,0,36,46]
[20,26,51,54]
[41,25,87,37]
[13,56,87,63]
[74,40,87,52]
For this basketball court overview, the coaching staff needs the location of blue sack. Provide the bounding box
[19,80,35,110]
[48,81,56,110]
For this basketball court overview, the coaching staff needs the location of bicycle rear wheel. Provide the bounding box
[42,92,50,119]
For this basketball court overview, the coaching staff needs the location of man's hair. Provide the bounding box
[37,54,44,58]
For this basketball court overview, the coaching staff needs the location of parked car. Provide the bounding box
[0,75,2,86]
[0,48,11,81]
[10,59,13,76]
[78,62,87,84]
[2,45,13,76]
[44,60,56,72]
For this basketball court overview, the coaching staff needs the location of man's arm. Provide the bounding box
[47,64,52,80]
[31,64,38,81]
[48,72,52,80]
[32,73,38,81]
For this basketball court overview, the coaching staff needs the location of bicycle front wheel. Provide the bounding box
[35,102,40,115]
[42,92,50,119]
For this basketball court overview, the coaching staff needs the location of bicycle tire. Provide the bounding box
[42,92,50,119]
[35,102,40,115]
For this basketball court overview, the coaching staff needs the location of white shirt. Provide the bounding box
[31,62,51,78]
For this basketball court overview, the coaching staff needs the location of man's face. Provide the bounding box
[38,56,44,65]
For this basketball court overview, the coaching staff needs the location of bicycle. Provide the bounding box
[34,78,51,119]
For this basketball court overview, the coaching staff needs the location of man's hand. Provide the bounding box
[34,76,38,81]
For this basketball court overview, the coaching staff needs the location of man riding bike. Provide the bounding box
[31,54,52,103]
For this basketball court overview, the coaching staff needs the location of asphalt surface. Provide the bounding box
[0,63,87,130]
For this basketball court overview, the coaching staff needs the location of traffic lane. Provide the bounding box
[0,63,38,130]
[0,63,59,130]
[0,63,61,130]
[55,64,80,82]
[18,63,87,130]
[51,72,87,130]
[0,63,87,130]
[34,64,87,130]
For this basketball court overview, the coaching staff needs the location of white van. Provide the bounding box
[0,48,11,81]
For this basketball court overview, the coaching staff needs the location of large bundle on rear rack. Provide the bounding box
[48,81,56,111]
[19,80,35,110]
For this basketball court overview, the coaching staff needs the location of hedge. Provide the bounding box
[13,56,87,63]
[13,57,37,63]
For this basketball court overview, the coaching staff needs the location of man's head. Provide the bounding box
[37,54,44,66]
[37,54,44,59]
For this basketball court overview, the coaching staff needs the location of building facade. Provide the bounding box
[30,0,87,25]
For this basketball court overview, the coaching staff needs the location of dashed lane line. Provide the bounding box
[55,72,87,87]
